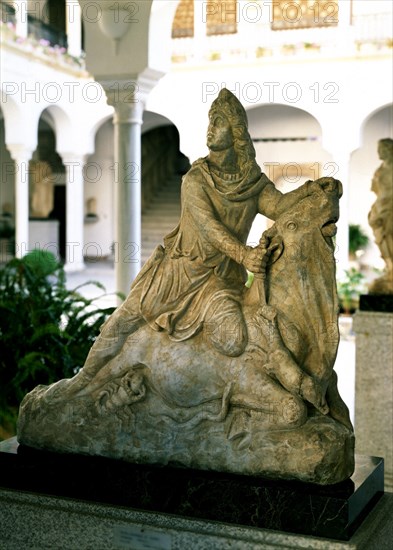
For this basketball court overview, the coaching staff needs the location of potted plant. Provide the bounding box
[349,224,369,261]
[337,268,366,315]
[0,250,122,439]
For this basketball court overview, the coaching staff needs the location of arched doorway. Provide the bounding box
[246,103,331,244]
[86,113,189,261]
[30,110,66,260]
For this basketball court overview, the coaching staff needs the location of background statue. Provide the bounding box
[29,160,55,219]
[368,138,393,294]
[17,90,354,485]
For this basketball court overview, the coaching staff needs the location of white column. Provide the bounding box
[102,71,162,297]
[66,0,82,57]
[8,146,32,258]
[62,154,86,272]
[110,98,144,296]
[15,0,28,39]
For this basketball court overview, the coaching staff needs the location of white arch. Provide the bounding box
[246,102,323,136]
[39,104,73,156]
[149,1,180,71]
[359,103,393,144]
[246,103,332,177]
[0,88,37,152]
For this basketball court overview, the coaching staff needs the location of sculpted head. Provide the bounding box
[377,138,393,163]
[207,88,257,170]
[273,178,342,243]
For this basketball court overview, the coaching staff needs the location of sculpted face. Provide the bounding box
[378,139,393,162]
[207,112,233,151]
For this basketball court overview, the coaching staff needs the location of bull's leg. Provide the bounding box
[266,349,329,415]
[250,312,329,415]
[231,365,307,428]
[325,370,353,430]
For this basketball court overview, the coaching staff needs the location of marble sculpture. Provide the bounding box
[29,160,55,219]
[18,89,355,484]
[368,138,393,294]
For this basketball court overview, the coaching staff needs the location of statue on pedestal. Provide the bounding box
[29,160,55,219]
[368,138,393,294]
[17,89,354,484]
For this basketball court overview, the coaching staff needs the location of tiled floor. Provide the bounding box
[66,261,356,423]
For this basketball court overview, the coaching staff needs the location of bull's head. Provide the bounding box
[265,177,343,382]
[267,177,342,263]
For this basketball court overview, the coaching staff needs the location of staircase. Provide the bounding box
[141,174,182,265]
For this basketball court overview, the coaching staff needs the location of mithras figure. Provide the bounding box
[18,89,354,485]
[368,138,393,294]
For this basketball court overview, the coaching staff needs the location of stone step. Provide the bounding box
[141,173,182,261]
[142,221,179,229]
[143,209,180,217]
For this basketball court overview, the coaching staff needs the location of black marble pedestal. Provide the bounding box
[359,293,393,312]
[0,438,384,541]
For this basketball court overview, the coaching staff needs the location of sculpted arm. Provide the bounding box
[186,179,263,272]
[258,179,313,220]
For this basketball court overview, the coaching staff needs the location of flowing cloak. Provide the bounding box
[128,157,271,341]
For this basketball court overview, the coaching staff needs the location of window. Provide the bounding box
[172,0,194,38]
[271,1,339,30]
[206,0,237,36]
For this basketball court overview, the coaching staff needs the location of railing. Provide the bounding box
[0,2,67,48]
[27,15,68,49]
[171,11,393,65]
[352,13,393,44]
[0,1,15,24]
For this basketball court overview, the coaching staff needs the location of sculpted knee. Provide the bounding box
[206,317,247,357]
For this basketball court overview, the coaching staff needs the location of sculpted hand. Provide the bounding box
[242,245,267,273]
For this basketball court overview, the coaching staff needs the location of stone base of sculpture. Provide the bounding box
[18,372,354,485]
[0,438,384,544]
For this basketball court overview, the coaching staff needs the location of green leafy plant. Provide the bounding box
[337,268,367,314]
[349,224,369,257]
[0,250,120,438]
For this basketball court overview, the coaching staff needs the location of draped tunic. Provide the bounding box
[127,157,276,342]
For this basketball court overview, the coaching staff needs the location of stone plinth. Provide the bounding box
[28,219,60,259]
[1,489,392,550]
[0,438,384,545]
[354,305,393,491]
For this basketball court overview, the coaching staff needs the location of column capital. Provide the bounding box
[100,68,163,125]
[109,98,144,126]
